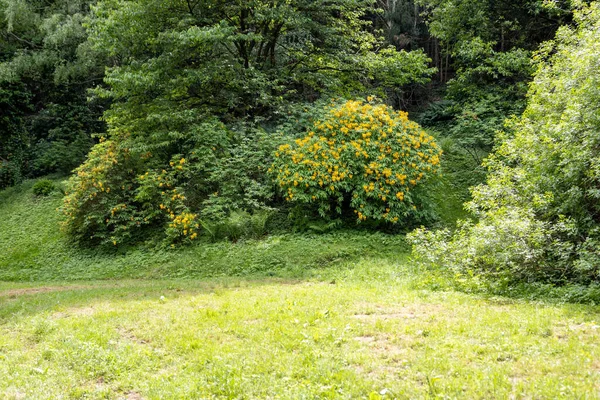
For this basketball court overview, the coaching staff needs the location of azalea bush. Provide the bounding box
[60,122,227,247]
[270,99,442,224]
[61,138,150,246]
[61,121,282,247]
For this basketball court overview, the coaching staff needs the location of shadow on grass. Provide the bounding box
[0,277,309,323]
[409,264,600,313]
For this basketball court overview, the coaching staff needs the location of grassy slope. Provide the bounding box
[0,180,403,282]
[1,180,600,399]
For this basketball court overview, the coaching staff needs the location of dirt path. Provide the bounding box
[0,284,119,298]
[0,285,94,298]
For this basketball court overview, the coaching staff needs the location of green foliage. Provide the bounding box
[200,210,273,242]
[418,0,571,48]
[2,179,406,280]
[378,0,429,49]
[410,3,600,285]
[0,82,31,189]
[201,128,282,221]
[0,0,106,186]
[88,0,433,121]
[61,132,216,247]
[418,85,527,197]
[61,139,146,246]
[440,40,532,155]
[57,0,435,246]
[61,120,282,246]
[32,179,56,196]
[416,0,572,186]
[271,99,442,224]
[29,102,99,176]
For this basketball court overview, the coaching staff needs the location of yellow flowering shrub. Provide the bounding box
[61,140,202,247]
[270,99,442,223]
[61,119,277,247]
[147,164,202,244]
[60,138,144,246]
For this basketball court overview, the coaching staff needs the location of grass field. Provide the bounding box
[1,180,600,399]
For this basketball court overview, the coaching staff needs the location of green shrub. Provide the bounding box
[61,139,148,247]
[61,121,280,247]
[0,159,24,190]
[200,127,282,221]
[200,210,273,242]
[32,179,56,197]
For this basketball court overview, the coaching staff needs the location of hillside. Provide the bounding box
[0,179,407,282]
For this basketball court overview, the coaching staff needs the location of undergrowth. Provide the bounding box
[3,178,600,305]
[0,179,408,282]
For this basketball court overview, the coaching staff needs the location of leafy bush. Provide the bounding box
[0,158,23,190]
[409,208,554,284]
[61,139,148,246]
[410,3,600,285]
[61,120,281,247]
[270,98,442,224]
[200,127,282,220]
[32,179,56,197]
[61,122,230,247]
[200,210,273,242]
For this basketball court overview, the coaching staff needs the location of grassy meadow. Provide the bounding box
[1,180,600,399]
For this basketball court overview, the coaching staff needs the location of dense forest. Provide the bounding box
[1,0,599,287]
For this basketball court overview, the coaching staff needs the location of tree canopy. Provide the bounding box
[0,0,105,188]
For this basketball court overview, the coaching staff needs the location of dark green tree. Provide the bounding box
[0,0,106,188]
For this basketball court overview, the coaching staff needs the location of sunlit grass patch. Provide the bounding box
[1,270,600,399]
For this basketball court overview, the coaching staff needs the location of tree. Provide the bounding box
[411,3,600,285]
[62,0,435,246]
[411,0,576,196]
[88,0,434,131]
[0,0,105,188]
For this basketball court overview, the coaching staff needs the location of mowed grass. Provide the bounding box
[1,180,600,399]
[2,269,600,399]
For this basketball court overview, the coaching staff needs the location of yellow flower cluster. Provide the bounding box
[270,98,442,223]
[169,158,186,171]
[61,140,122,228]
[169,212,199,240]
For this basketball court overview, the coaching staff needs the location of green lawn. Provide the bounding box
[1,180,600,399]
[2,266,600,399]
